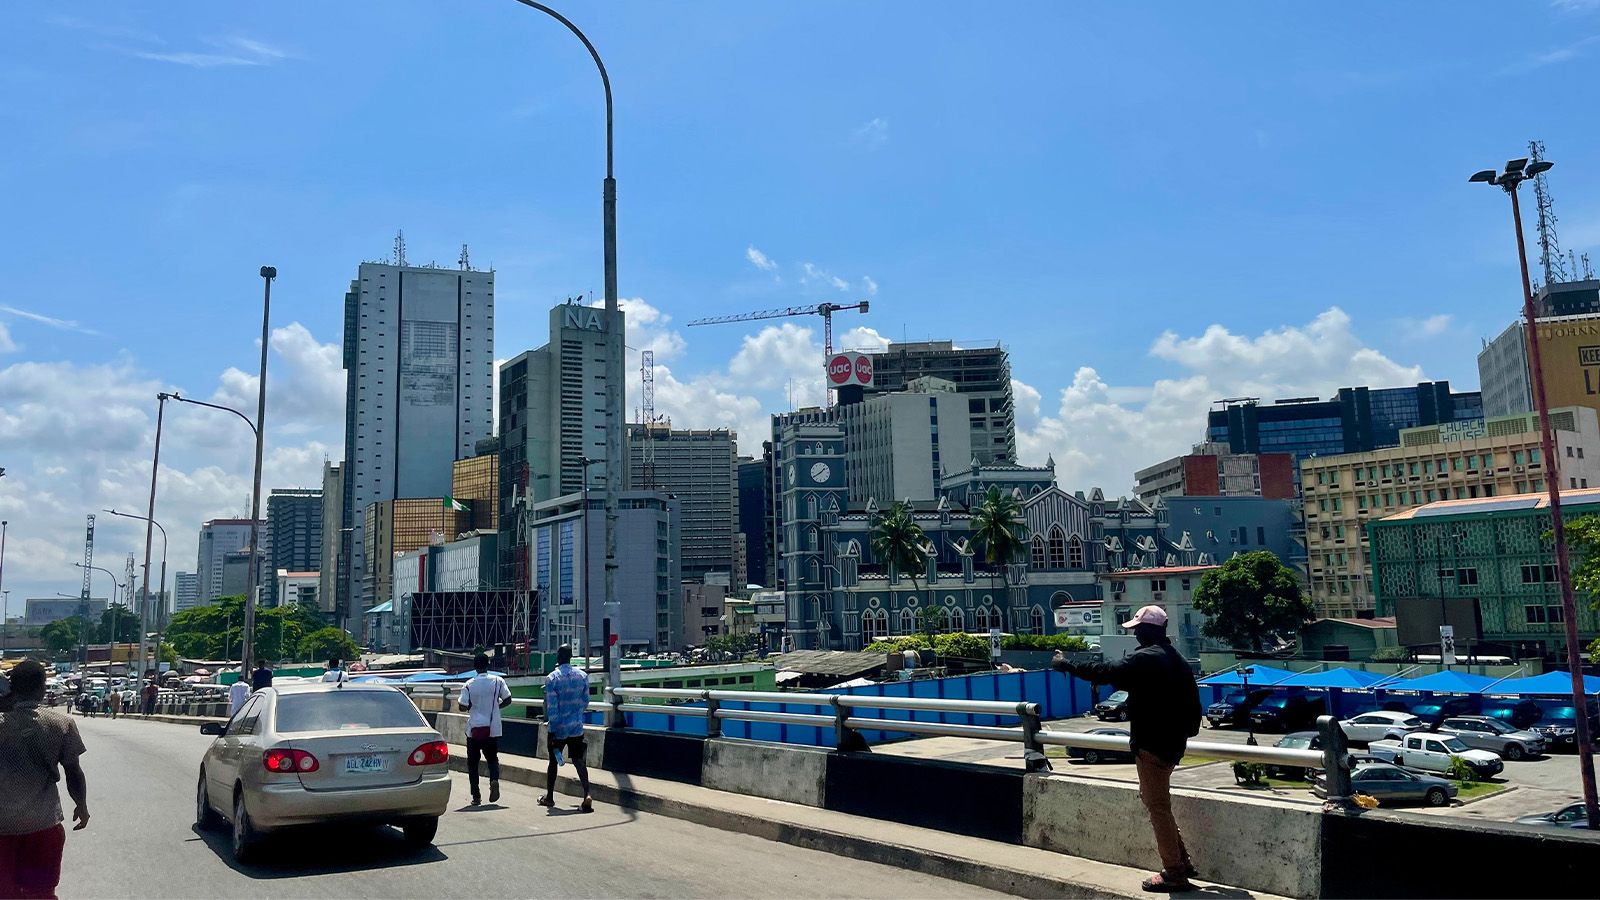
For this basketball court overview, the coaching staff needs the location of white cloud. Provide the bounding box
[838,326,891,353]
[1402,313,1454,337]
[745,246,777,272]
[0,322,15,354]
[852,117,889,148]
[131,35,290,68]
[1014,307,1428,495]
[801,262,850,292]
[0,304,102,336]
[861,276,879,296]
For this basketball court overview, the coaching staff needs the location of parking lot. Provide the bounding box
[875,712,1594,825]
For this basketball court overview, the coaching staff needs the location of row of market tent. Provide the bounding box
[1201,664,1600,696]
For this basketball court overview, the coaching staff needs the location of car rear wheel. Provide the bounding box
[1425,788,1449,807]
[1504,743,1526,761]
[1083,750,1100,764]
[195,771,221,831]
[402,816,439,847]
[232,790,259,863]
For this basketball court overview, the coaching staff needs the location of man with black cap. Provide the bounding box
[0,659,89,899]
[1053,605,1201,892]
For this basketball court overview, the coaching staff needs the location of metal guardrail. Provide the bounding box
[404,681,1356,804]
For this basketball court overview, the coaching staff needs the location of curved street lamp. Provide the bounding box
[107,508,168,680]
[1469,155,1598,830]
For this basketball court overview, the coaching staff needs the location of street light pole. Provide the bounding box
[108,508,168,681]
[76,563,123,672]
[514,1,622,690]
[243,266,276,678]
[133,392,169,683]
[1471,156,1599,830]
[0,520,8,646]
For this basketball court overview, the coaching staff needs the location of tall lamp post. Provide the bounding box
[165,390,262,671]
[1470,155,1599,829]
[107,508,168,681]
[243,266,276,678]
[514,1,623,690]
[1,519,8,645]
[75,563,124,673]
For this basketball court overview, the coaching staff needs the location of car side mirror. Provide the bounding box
[199,722,226,736]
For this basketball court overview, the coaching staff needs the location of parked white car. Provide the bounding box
[1339,711,1425,744]
[1367,733,1504,779]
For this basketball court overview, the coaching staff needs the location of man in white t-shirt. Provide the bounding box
[457,653,512,806]
[227,678,249,716]
[320,658,348,684]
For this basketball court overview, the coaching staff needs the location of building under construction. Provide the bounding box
[865,341,1016,464]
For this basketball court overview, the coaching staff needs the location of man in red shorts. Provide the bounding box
[0,659,90,900]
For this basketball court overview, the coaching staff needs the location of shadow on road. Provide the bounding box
[190,823,446,878]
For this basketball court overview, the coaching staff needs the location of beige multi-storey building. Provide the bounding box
[1300,406,1600,619]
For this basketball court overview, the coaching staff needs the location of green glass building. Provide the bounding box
[1369,489,1600,660]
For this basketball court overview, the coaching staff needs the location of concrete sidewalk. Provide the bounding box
[451,747,1280,900]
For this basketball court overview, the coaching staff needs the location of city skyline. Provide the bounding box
[4,0,1600,608]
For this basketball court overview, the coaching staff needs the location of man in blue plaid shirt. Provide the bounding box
[538,645,594,813]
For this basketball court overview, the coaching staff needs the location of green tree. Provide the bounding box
[1192,550,1314,653]
[98,605,142,644]
[165,595,329,662]
[298,626,360,663]
[872,501,930,598]
[969,486,1026,570]
[41,616,90,657]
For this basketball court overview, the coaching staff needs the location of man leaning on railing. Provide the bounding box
[1052,605,1201,894]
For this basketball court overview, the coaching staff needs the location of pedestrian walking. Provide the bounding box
[106,688,122,720]
[320,658,348,684]
[250,661,274,691]
[456,653,512,806]
[538,645,593,813]
[140,680,158,717]
[0,659,90,900]
[1052,606,1201,892]
[227,678,249,717]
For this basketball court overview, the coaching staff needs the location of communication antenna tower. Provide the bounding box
[459,244,470,270]
[393,230,408,267]
[1583,253,1596,280]
[124,552,136,610]
[79,514,95,666]
[1529,140,1567,285]
[639,350,656,489]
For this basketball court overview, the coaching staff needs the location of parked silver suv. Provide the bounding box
[1435,715,1544,760]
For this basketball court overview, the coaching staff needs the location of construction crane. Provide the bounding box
[639,350,656,489]
[687,301,871,406]
[79,514,94,668]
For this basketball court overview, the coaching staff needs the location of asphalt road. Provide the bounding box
[56,715,1002,899]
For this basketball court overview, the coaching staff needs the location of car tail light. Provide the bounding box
[263,748,320,774]
[408,740,448,766]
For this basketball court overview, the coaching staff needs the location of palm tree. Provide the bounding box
[970,486,1025,571]
[871,501,930,622]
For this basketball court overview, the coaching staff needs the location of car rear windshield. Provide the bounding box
[274,691,427,733]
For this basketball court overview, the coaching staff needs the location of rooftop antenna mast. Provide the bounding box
[1530,140,1567,287]
[393,230,408,267]
[459,244,470,270]
[1583,253,1596,280]
[79,514,95,668]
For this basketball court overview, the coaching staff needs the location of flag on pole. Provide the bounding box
[445,497,470,513]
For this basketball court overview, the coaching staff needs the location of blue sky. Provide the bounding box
[3,0,1600,607]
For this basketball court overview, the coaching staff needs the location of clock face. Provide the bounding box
[787,464,796,485]
[811,462,831,482]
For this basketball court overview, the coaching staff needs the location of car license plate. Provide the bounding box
[344,754,390,774]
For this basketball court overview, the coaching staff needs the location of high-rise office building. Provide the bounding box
[263,488,322,605]
[836,377,973,505]
[498,301,627,591]
[362,498,469,615]
[1206,381,1483,470]
[451,446,500,534]
[339,261,494,629]
[737,455,772,588]
[319,462,344,616]
[1479,309,1600,420]
[627,426,738,583]
[866,341,1016,464]
[173,571,199,612]
[197,519,258,603]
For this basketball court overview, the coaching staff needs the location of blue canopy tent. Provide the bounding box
[1198,664,1299,705]
[1276,668,1389,690]
[1376,670,1497,694]
[1485,671,1600,696]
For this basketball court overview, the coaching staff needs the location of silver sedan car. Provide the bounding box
[196,682,451,861]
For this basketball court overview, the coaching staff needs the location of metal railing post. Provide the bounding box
[608,686,627,728]
[1317,714,1355,809]
[704,692,722,739]
[830,695,865,752]
[1019,703,1047,772]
